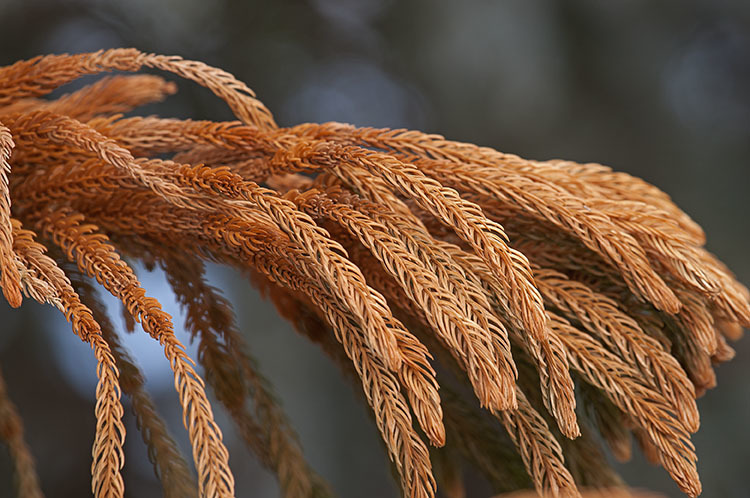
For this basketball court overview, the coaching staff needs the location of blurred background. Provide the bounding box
[0,0,748,496]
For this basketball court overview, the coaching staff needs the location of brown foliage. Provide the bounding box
[0,49,747,497]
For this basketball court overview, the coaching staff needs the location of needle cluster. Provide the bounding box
[0,49,746,498]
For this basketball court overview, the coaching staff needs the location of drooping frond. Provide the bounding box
[10,219,125,498]
[0,124,21,307]
[33,209,234,497]
[69,271,199,498]
[0,49,746,498]
[158,254,332,498]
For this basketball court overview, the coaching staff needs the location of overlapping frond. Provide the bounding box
[0,50,746,497]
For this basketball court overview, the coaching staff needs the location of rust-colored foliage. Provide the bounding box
[0,49,747,498]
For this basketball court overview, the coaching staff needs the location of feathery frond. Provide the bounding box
[0,49,747,497]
